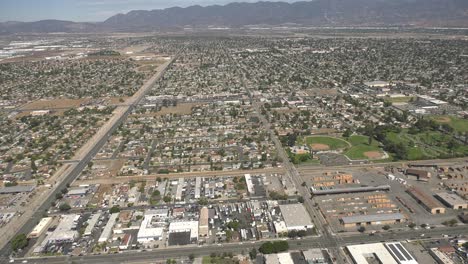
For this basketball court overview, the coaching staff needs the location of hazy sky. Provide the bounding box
[0,0,298,22]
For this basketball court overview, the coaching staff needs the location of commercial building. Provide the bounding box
[175,178,184,201]
[435,192,468,210]
[407,187,445,214]
[279,204,313,231]
[277,253,294,264]
[98,213,119,242]
[303,249,327,264]
[311,185,390,195]
[0,185,34,194]
[47,214,79,244]
[137,213,164,242]
[385,242,418,264]
[340,213,406,228]
[199,207,209,237]
[29,217,53,238]
[168,221,199,243]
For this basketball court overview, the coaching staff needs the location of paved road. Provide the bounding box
[0,58,175,264]
[10,225,466,264]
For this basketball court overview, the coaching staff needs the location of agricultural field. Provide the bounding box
[431,115,468,133]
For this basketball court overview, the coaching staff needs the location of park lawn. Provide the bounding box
[305,136,349,150]
[431,115,468,133]
[385,96,416,103]
[344,135,384,160]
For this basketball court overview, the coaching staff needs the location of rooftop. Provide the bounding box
[341,213,405,224]
[279,203,313,229]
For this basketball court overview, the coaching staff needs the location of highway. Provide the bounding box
[0,58,175,264]
[10,225,466,264]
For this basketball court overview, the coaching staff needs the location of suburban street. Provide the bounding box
[0,58,175,264]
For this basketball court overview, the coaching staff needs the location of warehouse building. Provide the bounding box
[279,203,313,231]
[29,217,53,238]
[0,185,34,194]
[340,213,406,228]
[435,192,468,210]
[311,185,390,195]
[407,187,445,214]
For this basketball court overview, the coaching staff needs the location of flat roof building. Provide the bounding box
[407,187,445,214]
[199,207,209,237]
[29,217,53,238]
[0,185,34,194]
[169,221,199,242]
[303,248,327,264]
[137,211,165,243]
[435,192,468,210]
[47,214,79,244]
[279,203,313,231]
[98,213,119,242]
[340,213,405,228]
[347,243,398,264]
[84,213,101,237]
[385,242,418,264]
[311,185,390,195]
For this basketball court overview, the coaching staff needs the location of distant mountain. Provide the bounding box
[1,0,468,34]
[0,20,97,35]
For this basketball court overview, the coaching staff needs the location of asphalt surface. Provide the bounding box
[0,59,175,264]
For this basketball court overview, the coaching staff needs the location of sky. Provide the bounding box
[0,0,298,22]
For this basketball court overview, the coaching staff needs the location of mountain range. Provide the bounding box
[1,0,468,34]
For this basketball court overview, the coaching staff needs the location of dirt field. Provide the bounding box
[92,159,126,178]
[311,143,330,151]
[364,151,385,159]
[90,184,112,205]
[21,98,90,110]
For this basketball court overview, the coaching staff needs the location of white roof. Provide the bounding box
[347,243,398,264]
[277,253,294,264]
[169,221,199,239]
[30,217,52,236]
[279,203,313,229]
[137,214,164,240]
[99,213,119,242]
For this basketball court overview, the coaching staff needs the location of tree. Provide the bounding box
[357,226,366,233]
[408,223,416,229]
[249,248,257,259]
[11,234,28,251]
[109,206,120,214]
[163,196,172,203]
[382,225,391,230]
[189,254,195,261]
[59,203,71,211]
